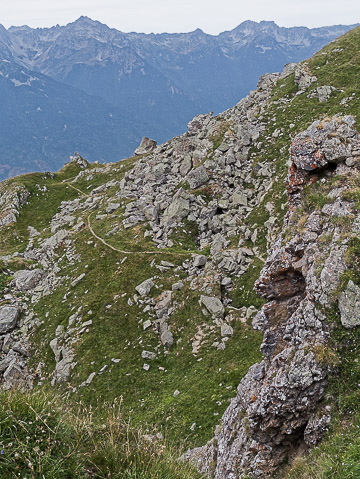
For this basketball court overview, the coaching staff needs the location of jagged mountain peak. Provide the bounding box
[233,19,278,32]
[68,15,110,31]
[189,27,206,35]
[74,15,96,24]
[8,24,33,33]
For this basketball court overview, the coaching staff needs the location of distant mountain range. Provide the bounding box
[0,17,357,179]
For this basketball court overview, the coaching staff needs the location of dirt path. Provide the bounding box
[86,212,194,256]
[65,179,194,257]
[65,182,91,198]
[63,180,263,263]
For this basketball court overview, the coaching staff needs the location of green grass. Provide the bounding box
[0,272,9,295]
[0,163,83,254]
[0,390,204,479]
[228,259,266,310]
[30,225,263,447]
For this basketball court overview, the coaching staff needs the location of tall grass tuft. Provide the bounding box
[0,390,203,479]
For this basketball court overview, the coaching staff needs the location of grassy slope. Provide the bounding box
[0,26,360,477]
[0,156,264,451]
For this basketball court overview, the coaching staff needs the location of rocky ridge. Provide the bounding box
[0,62,295,397]
[185,115,360,477]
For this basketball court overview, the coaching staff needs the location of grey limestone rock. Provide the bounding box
[160,330,174,348]
[143,319,152,330]
[69,152,88,168]
[315,85,336,102]
[135,279,154,297]
[49,338,61,362]
[106,203,121,214]
[319,246,347,304]
[161,189,190,226]
[134,137,157,156]
[231,192,248,206]
[52,347,76,384]
[304,408,332,446]
[193,255,207,268]
[187,113,213,134]
[172,281,184,291]
[3,361,24,389]
[42,229,68,251]
[0,306,19,334]
[155,290,172,318]
[71,273,86,287]
[0,185,30,230]
[28,226,40,237]
[80,372,96,387]
[141,350,157,360]
[339,280,360,328]
[200,296,225,319]
[294,64,317,90]
[179,155,193,177]
[220,323,234,337]
[186,166,209,189]
[289,116,359,175]
[14,269,43,291]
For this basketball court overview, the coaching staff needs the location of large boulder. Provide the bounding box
[0,185,30,229]
[3,361,24,389]
[135,279,154,297]
[187,113,213,134]
[14,269,43,291]
[68,152,88,168]
[199,296,225,320]
[155,290,172,319]
[186,166,209,189]
[289,116,359,173]
[161,189,190,226]
[52,347,75,384]
[294,64,317,90]
[160,330,174,348]
[315,85,336,103]
[0,306,19,334]
[134,137,157,156]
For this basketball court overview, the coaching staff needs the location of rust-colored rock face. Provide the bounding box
[287,116,360,198]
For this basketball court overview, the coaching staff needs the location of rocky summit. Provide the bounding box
[0,24,360,479]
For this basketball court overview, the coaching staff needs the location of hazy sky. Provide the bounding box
[0,0,359,34]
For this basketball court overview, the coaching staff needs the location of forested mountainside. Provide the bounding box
[0,18,356,180]
[0,25,360,479]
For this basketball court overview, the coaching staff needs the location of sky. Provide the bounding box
[0,0,359,34]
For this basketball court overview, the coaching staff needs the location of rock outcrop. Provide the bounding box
[184,116,360,477]
[134,137,158,156]
[0,184,29,229]
[339,280,360,328]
